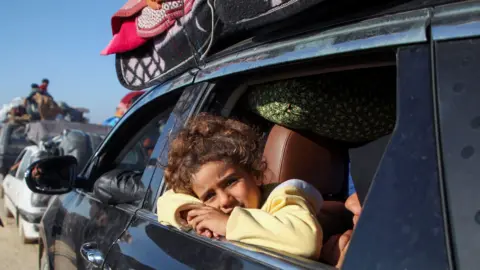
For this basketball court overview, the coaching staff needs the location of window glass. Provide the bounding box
[142,84,207,210]
[116,109,171,172]
[9,150,26,176]
[9,126,28,147]
[16,150,32,179]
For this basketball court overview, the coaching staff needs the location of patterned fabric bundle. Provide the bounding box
[102,0,195,56]
[247,68,396,143]
[115,0,216,90]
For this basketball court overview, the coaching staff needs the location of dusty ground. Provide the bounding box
[0,198,38,270]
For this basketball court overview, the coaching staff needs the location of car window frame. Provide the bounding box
[8,148,26,177]
[143,81,340,269]
[15,148,32,179]
[113,108,173,171]
[67,73,195,214]
[141,82,210,211]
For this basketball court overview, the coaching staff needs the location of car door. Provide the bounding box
[11,147,34,211]
[3,148,28,216]
[41,83,185,270]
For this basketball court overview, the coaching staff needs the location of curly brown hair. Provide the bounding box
[164,113,267,195]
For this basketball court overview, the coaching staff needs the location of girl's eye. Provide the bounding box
[204,192,215,201]
[226,178,238,187]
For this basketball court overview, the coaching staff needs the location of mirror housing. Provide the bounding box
[25,156,77,195]
[93,169,145,205]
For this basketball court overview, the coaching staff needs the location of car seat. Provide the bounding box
[262,125,353,242]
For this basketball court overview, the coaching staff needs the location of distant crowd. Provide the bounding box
[4,79,89,124]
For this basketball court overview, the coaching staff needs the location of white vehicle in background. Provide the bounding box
[2,121,110,243]
[3,144,52,243]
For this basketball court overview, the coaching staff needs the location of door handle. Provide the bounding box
[80,242,105,268]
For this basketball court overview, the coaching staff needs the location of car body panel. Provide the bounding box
[41,192,135,270]
[104,213,275,270]
[435,37,480,269]
[343,44,451,270]
[196,8,430,83]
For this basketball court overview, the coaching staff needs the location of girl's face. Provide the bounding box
[191,161,261,214]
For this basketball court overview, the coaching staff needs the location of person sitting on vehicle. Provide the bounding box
[39,78,49,93]
[157,113,324,259]
[26,83,52,100]
[24,83,50,120]
[25,83,61,121]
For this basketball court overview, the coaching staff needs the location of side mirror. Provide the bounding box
[25,156,77,195]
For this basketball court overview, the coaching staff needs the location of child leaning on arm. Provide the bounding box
[157,114,324,260]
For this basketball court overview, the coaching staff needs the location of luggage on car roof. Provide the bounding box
[26,120,111,145]
[108,0,362,90]
[113,0,214,90]
[109,0,446,91]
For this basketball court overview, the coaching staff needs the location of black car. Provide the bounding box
[27,0,479,269]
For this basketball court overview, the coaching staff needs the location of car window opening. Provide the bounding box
[157,65,397,267]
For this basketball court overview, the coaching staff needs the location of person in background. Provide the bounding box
[103,91,145,127]
[30,83,41,94]
[24,84,43,120]
[25,83,60,120]
[26,83,52,100]
[39,78,49,93]
[321,192,361,268]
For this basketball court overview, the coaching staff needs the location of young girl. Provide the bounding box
[157,113,324,259]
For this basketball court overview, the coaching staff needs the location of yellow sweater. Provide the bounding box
[157,179,324,259]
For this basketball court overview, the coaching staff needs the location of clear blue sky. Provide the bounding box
[0,1,130,124]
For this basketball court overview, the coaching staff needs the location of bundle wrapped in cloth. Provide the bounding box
[103,0,217,90]
[101,0,196,55]
[104,0,333,90]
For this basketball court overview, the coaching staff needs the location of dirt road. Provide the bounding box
[0,198,38,270]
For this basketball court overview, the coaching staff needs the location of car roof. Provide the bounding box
[206,0,460,63]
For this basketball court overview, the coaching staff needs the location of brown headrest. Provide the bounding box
[263,125,346,196]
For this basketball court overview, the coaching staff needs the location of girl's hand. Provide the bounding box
[187,206,229,237]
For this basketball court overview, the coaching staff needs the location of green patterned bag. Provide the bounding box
[247,68,396,143]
